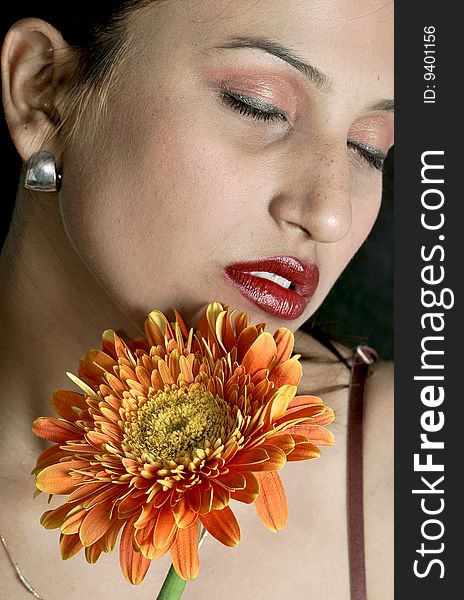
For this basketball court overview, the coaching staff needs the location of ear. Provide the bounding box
[1,18,77,162]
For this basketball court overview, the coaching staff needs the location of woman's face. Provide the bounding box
[61,0,394,332]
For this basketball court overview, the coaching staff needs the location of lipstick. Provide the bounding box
[223,256,319,320]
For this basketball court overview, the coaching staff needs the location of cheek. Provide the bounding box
[58,98,266,319]
[136,123,244,245]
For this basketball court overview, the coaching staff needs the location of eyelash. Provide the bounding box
[220,89,386,171]
[347,140,386,172]
[219,89,287,123]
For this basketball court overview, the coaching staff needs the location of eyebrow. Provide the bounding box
[367,99,394,112]
[215,36,331,90]
[213,36,394,113]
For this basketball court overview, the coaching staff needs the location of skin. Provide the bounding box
[0,1,394,598]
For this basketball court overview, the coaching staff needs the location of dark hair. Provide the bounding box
[3,3,153,82]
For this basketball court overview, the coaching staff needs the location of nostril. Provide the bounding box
[289,221,309,235]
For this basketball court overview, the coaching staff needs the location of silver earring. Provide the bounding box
[24,151,62,192]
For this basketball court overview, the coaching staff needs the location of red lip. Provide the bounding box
[223,256,319,320]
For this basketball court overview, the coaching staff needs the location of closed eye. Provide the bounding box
[219,88,387,171]
[219,88,287,123]
[347,139,386,171]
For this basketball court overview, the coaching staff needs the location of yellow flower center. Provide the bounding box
[123,383,234,463]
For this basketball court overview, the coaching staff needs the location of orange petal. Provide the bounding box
[79,503,116,546]
[79,349,117,388]
[153,484,171,508]
[158,360,175,385]
[101,519,125,553]
[172,497,198,529]
[265,385,298,424]
[288,394,323,409]
[134,503,157,529]
[251,367,270,386]
[153,502,178,549]
[85,543,103,564]
[33,445,69,474]
[120,515,151,585]
[211,307,227,351]
[282,404,335,426]
[242,332,277,375]
[148,368,167,396]
[52,390,89,420]
[311,406,335,426]
[228,447,270,468]
[287,440,321,461]
[215,469,246,491]
[85,484,121,509]
[105,372,127,394]
[198,482,214,515]
[285,423,335,446]
[186,485,202,513]
[113,333,131,360]
[136,523,173,560]
[251,379,274,404]
[236,326,259,362]
[199,505,240,547]
[276,405,328,427]
[86,430,110,447]
[269,357,302,387]
[234,311,249,337]
[254,471,288,532]
[145,310,169,347]
[273,328,294,363]
[230,472,259,504]
[32,417,82,443]
[35,461,85,494]
[101,330,118,359]
[41,502,79,529]
[209,481,230,510]
[170,521,200,580]
[118,490,147,519]
[263,433,295,455]
[60,533,83,560]
[220,308,237,351]
[68,482,109,503]
[179,355,194,384]
[174,310,190,339]
[230,446,286,471]
[61,508,87,535]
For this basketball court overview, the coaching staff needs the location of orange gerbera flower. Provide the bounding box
[32,302,334,585]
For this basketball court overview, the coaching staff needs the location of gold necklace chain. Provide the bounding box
[0,531,44,599]
[0,526,209,599]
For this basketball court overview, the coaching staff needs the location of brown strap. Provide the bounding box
[347,346,377,600]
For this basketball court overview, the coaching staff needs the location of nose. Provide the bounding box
[270,144,352,243]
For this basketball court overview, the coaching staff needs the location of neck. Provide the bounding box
[0,190,140,479]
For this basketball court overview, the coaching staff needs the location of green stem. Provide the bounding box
[155,564,187,600]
